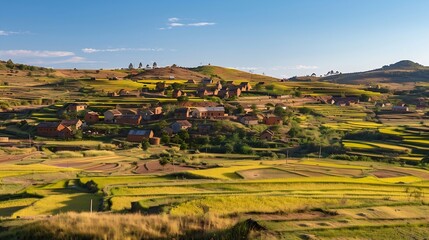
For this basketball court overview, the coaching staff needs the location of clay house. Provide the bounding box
[118,89,129,96]
[240,115,259,126]
[263,114,283,125]
[151,106,162,115]
[60,119,83,131]
[206,107,226,118]
[126,129,154,142]
[84,111,100,124]
[331,97,360,106]
[260,129,275,141]
[174,108,190,119]
[392,105,409,112]
[104,109,123,123]
[36,122,65,137]
[219,87,241,98]
[191,107,208,118]
[202,78,213,84]
[375,102,386,108]
[171,120,192,133]
[196,88,212,98]
[107,91,119,97]
[172,89,186,98]
[116,115,142,126]
[66,103,87,112]
[239,82,252,91]
[58,126,74,139]
[187,79,196,84]
[156,82,167,91]
[139,109,154,121]
[215,81,223,90]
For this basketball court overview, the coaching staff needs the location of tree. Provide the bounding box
[128,63,134,69]
[138,62,143,68]
[159,158,169,170]
[6,59,14,69]
[141,139,150,151]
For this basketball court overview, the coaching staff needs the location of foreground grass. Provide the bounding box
[0,212,240,240]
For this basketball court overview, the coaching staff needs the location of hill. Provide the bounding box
[128,66,208,81]
[189,65,279,82]
[128,65,279,83]
[322,60,429,85]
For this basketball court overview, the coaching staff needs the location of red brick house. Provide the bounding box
[260,129,274,141]
[239,82,252,91]
[84,111,100,124]
[174,108,190,119]
[171,120,192,133]
[172,89,186,98]
[263,114,283,125]
[36,122,65,137]
[240,115,259,125]
[66,103,87,112]
[116,115,142,126]
[127,129,154,142]
[60,119,83,131]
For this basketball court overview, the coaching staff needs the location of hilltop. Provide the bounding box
[128,65,279,82]
[190,65,279,82]
[322,60,429,85]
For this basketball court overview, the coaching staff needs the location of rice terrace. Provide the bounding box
[1,1,429,239]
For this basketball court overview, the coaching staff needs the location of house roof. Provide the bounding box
[60,119,82,127]
[105,109,122,116]
[241,115,259,121]
[175,108,190,113]
[173,120,192,127]
[261,129,275,136]
[37,122,62,128]
[206,107,225,112]
[128,129,152,136]
[86,111,99,116]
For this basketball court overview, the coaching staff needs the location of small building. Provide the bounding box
[239,82,252,91]
[104,109,123,123]
[139,109,154,121]
[202,78,213,84]
[156,82,167,91]
[152,106,163,115]
[260,129,275,141]
[206,106,226,118]
[60,119,83,131]
[187,79,196,84]
[263,114,283,125]
[66,103,87,112]
[240,115,259,125]
[174,108,190,119]
[172,89,186,98]
[116,115,142,126]
[118,89,129,96]
[171,120,192,133]
[107,91,119,97]
[36,122,65,137]
[392,105,409,112]
[84,111,100,124]
[191,107,208,118]
[127,129,154,142]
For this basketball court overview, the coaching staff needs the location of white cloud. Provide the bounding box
[0,30,20,36]
[82,48,164,53]
[295,65,319,70]
[0,50,75,58]
[168,17,180,22]
[187,22,216,27]
[162,18,216,29]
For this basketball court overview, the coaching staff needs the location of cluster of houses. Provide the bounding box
[196,80,252,99]
[37,119,83,138]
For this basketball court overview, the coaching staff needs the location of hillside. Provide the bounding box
[322,60,429,85]
[189,65,279,82]
[129,66,208,81]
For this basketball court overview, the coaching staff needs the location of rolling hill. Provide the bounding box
[322,60,429,85]
[189,65,279,82]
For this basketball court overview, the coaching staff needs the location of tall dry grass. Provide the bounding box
[7,212,237,240]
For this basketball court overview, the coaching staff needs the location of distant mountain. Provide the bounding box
[322,60,429,84]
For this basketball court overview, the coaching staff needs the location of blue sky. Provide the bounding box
[1,0,429,77]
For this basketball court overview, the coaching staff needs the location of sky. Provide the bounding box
[1,0,429,78]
